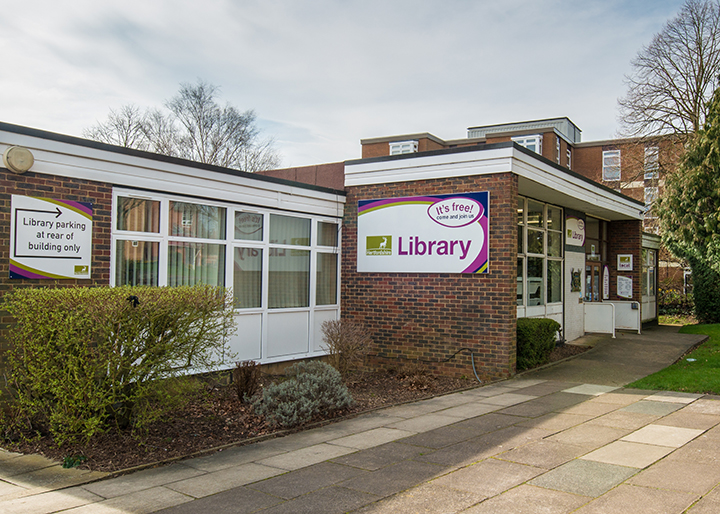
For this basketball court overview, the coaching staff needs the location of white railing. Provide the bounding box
[606,301,642,334]
[584,302,616,338]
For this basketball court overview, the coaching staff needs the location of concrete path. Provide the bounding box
[1,325,715,514]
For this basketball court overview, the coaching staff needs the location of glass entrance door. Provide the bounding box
[585,263,601,302]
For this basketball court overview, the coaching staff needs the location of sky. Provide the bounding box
[0,0,687,168]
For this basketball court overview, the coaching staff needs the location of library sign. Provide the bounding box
[357,191,489,273]
[10,195,93,279]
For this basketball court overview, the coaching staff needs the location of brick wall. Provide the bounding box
[342,172,518,381]
[0,167,112,397]
[607,219,643,302]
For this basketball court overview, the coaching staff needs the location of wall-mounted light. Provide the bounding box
[3,146,34,174]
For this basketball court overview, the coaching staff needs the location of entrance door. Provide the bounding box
[585,263,601,302]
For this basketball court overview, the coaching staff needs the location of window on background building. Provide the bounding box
[389,140,418,155]
[517,197,563,307]
[512,135,543,154]
[644,146,659,179]
[556,137,561,164]
[644,186,659,207]
[602,150,621,181]
[566,148,572,170]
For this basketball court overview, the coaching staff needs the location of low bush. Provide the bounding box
[253,360,353,428]
[516,318,560,370]
[233,360,261,403]
[3,285,235,445]
[320,320,372,377]
[658,287,694,317]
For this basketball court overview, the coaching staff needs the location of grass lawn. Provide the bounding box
[626,324,720,394]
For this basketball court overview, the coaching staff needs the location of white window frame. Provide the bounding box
[566,148,572,170]
[389,140,418,155]
[644,146,659,180]
[602,150,621,181]
[512,134,543,155]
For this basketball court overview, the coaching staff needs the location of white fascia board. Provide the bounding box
[345,147,513,187]
[1,131,345,219]
[344,145,642,220]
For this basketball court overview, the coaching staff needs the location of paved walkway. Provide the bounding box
[1,325,717,514]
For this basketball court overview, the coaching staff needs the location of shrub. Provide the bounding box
[658,287,694,317]
[253,360,353,428]
[688,257,720,323]
[320,320,372,377]
[233,360,261,402]
[3,285,235,445]
[516,318,560,371]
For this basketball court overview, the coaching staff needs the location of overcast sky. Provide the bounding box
[1,0,686,168]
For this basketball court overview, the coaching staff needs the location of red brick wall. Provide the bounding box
[607,220,643,302]
[342,173,518,380]
[0,167,112,388]
[257,162,345,190]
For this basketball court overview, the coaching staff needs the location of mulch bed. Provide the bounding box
[2,344,589,473]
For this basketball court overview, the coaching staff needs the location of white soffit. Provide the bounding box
[345,146,643,221]
[0,129,345,218]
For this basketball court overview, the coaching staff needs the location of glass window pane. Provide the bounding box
[517,198,524,225]
[269,248,309,308]
[316,253,338,305]
[233,247,262,308]
[527,256,544,306]
[547,260,562,303]
[169,202,226,239]
[517,258,524,306]
[517,226,524,254]
[547,206,562,231]
[115,240,159,286]
[270,214,310,246]
[527,201,544,228]
[527,229,544,254]
[318,222,338,247]
[167,242,225,286]
[234,212,263,241]
[586,239,600,261]
[547,231,562,257]
[116,197,160,233]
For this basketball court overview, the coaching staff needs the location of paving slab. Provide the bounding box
[329,441,427,471]
[582,409,659,431]
[496,439,589,469]
[0,486,104,514]
[619,400,684,416]
[339,460,444,497]
[436,402,501,419]
[563,384,619,396]
[546,423,631,448]
[584,391,650,406]
[0,454,61,478]
[663,436,720,465]
[463,484,591,514]
[515,412,593,432]
[155,484,283,514]
[430,458,543,496]
[386,413,464,433]
[685,398,720,415]
[81,463,203,499]
[507,381,582,397]
[64,485,192,514]
[646,391,703,403]
[686,484,720,513]
[476,393,537,407]
[528,459,637,497]
[255,442,357,471]
[396,424,478,449]
[573,484,698,514]
[180,442,287,472]
[558,400,621,417]
[620,424,704,447]
[352,482,486,514]
[496,392,587,418]
[164,462,285,498]
[247,461,366,499]
[654,410,720,430]
[580,440,675,468]
[451,412,526,434]
[627,458,720,495]
[257,485,380,514]
[327,427,415,450]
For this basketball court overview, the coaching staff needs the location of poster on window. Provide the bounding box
[9,195,93,279]
[357,191,489,273]
[617,275,633,299]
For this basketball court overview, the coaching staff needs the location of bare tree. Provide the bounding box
[618,0,720,137]
[84,80,281,171]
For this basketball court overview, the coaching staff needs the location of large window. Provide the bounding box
[113,192,340,312]
[602,150,621,181]
[641,249,656,297]
[517,197,563,306]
